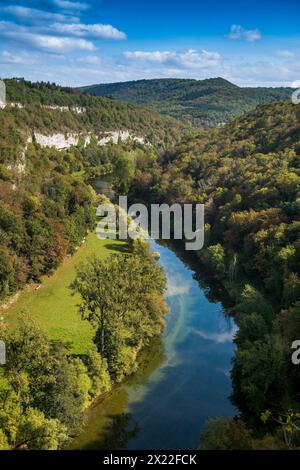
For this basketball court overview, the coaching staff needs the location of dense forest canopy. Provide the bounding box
[81,77,293,127]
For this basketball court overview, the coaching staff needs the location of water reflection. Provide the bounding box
[71,241,236,450]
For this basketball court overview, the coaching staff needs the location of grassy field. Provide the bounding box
[1,233,129,354]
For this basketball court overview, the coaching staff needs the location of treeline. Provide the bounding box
[129,101,300,448]
[0,240,167,449]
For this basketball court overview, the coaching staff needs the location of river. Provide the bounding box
[70,239,236,450]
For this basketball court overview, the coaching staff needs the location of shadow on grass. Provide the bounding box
[104,242,132,254]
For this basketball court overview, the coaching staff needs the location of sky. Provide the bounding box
[0,0,300,87]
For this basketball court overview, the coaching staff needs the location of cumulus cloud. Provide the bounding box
[3,5,79,23]
[0,22,96,52]
[51,22,127,40]
[226,24,262,42]
[124,49,221,68]
[27,34,96,52]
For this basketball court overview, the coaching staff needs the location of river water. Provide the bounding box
[71,240,236,450]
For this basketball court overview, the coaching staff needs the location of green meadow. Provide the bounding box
[2,233,129,355]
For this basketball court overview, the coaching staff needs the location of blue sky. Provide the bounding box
[0,0,300,87]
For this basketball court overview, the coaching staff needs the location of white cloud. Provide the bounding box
[76,55,101,64]
[124,49,221,69]
[3,5,79,23]
[0,50,32,65]
[226,24,262,42]
[51,22,127,40]
[276,49,295,58]
[124,50,174,63]
[28,34,96,52]
[0,22,96,52]
[53,0,90,11]
[177,49,221,68]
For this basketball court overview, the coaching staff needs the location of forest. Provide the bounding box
[0,80,172,449]
[1,77,300,449]
[81,77,293,127]
[129,100,300,448]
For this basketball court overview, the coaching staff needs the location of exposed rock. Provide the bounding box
[33,132,79,150]
[32,130,145,150]
[10,102,24,109]
[43,105,86,113]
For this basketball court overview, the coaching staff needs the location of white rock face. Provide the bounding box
[71,106,86,114]
[43,105,86,113]
[10,102,24,109]
[44,105,69,112]
[31,130,145,150]
[1,103,87,113]
[0,80,5,109]
[33,132,79,150]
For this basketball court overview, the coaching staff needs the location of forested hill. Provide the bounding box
[131,100,300,447]
[80,77,293,127]
[0,78,184,309]
[2,78,185,151]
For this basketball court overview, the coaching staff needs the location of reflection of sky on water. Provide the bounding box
[194,327,238,344]
[71,240,237,451]
[123,242,236,450]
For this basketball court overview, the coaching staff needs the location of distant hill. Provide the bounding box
[80,77,294,127]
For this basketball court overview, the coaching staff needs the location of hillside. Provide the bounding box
[0,78,184,306]
[1,78,300,449]
[81,77,293,127]
[1,78,185,161]
[130,100,300,445]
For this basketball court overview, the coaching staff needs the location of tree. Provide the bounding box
[112,151,135,192]
[72,241,167,379]
[14,408,68,450]
[231,335,286,417]
[201,418,253,450]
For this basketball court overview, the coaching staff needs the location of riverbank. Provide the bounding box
[1,233,129,355]
[70,240,236,450]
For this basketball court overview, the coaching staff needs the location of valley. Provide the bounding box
[0,78,299,451]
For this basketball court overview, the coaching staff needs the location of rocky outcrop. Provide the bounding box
[32,133,79,150]
[31,130,145,150]
[43,105,86,114]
